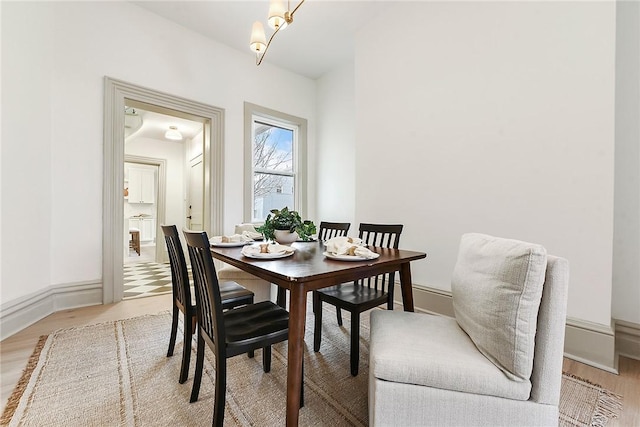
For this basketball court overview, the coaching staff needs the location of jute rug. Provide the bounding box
[2,306,623,426]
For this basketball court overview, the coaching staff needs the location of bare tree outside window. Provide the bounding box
[252,122,295,220]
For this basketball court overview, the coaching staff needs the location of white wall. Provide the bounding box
[612,0,640,324]
[125,137,186,233]
[353,2,616,326]
[315,62,356,226]
[1,1,315,304]
[1,3,54,303]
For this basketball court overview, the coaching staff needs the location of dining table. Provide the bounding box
[210,240,427,427]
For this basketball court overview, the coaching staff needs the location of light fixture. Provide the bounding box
[165,126,183,141]
[249,0,305,66]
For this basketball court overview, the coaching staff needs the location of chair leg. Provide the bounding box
[313,292,322,352]
[248,350,255,358]
[167,305,179,357]
[179,312,193,384]
[190,331,205,403]
[387,299,394,310]
[350,311,360,376]
[212,353,227,427]
[276,287,287,308]
[336,307,343,326]
[262,346,272,373]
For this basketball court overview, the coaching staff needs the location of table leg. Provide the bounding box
[399,262,415,312]
[286,285,306,427]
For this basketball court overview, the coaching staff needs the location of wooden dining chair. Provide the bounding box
[318,221,351,241]
[184,229,300,426]
[274,221,352,307]
[162,225,255,385]
[313,223,404,376]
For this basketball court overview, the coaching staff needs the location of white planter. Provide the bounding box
[273,229,298,245]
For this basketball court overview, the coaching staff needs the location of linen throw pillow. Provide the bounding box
[452,233,547,382]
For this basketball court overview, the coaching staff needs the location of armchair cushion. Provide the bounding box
[370,311,532,400]
[452,233,547,382]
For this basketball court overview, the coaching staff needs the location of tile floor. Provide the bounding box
[123,242,183,300]
[123,262,178,300]
[125,244,156,265]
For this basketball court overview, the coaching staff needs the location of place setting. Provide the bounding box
[209,230,263,247]
[323,236,380,261]
[240,242,296,259]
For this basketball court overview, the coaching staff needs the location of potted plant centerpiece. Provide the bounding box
[256,207,316,245]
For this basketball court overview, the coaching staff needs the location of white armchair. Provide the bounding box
[217,223,273,302]
[369,233,569,426]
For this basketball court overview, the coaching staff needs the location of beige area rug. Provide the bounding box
[2,306,623,427]
[559,373,623,427]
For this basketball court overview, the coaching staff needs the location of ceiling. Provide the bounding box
[131,1,390,80]
[125,107,203,142]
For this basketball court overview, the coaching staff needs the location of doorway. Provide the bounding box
[103,77,225,304]
[123,158,163,265]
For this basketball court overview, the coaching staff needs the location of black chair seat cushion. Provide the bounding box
[224,301,289,344]
[219,281,255,309]
[318,284,388,311]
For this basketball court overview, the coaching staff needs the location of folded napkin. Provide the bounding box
[351,246,379,259]
[242,230,263,240]
[241,243,295,256]
[325,236,364,254]
[209,233,253,244]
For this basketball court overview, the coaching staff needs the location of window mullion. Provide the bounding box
[254,168,294,177]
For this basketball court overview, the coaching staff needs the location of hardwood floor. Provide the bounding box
[2,294,638,426]
[562,356,639,426]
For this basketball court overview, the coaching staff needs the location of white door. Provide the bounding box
[188,155,204,231]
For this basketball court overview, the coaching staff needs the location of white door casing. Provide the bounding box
[103,77,224,304]
[188,156,204,231]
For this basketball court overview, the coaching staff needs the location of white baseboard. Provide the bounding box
[0,281,103,341]
[615,319,640,361]
[564,318,617,374]
[395,284,620,373]
[411,284,455,318]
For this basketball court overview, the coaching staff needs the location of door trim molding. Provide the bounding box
[103,77,224,304]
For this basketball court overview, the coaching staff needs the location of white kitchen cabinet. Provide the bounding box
[129,218,156,242]
[127,167,155,204]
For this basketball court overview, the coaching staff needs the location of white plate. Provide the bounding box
[210,241,251,247]
[242,250,294,259]
[323,251,380,261]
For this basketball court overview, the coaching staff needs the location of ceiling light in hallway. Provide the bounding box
[165,126,183,141]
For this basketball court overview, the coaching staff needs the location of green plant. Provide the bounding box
[256,207,317,242]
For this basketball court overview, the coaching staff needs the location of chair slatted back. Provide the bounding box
[183,229,226,352]
[318,221,351,241]
[358,223,404,292]
[161,225,192,311]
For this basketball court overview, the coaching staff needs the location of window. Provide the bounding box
[244,103,307,223]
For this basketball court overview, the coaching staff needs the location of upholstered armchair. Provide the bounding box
[369,233,569,426]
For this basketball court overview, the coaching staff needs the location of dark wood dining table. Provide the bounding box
[210,240,426,427]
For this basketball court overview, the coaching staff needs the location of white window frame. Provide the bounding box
[244,102,308,223]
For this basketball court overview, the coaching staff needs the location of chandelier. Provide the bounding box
[249,0,306,66]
